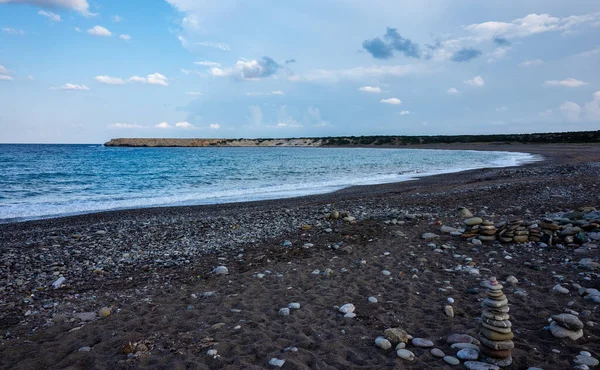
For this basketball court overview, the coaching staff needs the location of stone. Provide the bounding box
[344,312,356,318]
[457,347,480,360]
[481,322,512,334]
[207,349,218,356]
[464,362,500,370]
[396,349,415,361]
[451,343,480,350]
[368,296,378,303]
[212,266,229,275]
[339,303,355,314]
[481,311,510,321]
[382,270,391,276]
[479,328,514,341]
[278,308,290,317]
[439,356,457,366]
[459,208,473,218]
[465,217,484,226]
[482,317,512,328]
[268,358,285,367]
[447,333,478,344]
[375,336,392,350]
[431,348,445,358]
[478,336,514,350]
[330,210,340,220]
[444,305,454,318]
[482,298,508,308]
[412,338,434,348]
[484,355,513,367]
[574,354,599,367]
[552,284,569,294]
[479,345,511,359]
[78,346,91,352]
[549,321,583,340]
[98,307,111,318]
[551,314,584,330]
[505,276,518,285]
[422,233,439,240]
[396,342,406,350]
[384,328,409,344]
[288,302,301,310]
[75,312,97,321]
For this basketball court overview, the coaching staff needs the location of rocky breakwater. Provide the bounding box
[478,277,514,367]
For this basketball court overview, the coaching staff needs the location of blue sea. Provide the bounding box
[0,144,538,223]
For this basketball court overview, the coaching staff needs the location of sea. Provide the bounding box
[0,144,539,223]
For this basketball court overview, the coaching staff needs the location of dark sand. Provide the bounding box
[1,143,599,369]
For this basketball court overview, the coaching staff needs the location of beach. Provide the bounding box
[1,143,599,370]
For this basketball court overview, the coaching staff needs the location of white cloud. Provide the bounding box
[271,90,285,96]
[2,27,25,35]
[277,105,302,128]
[58,83,89,91]
[246,91,285,96]
[74,27,81,32]
[359,86,382,93]
[520,59,544,67]
[110,123,142,129]
[464,76,484,87]
[0,75,13,81]
[87,25,112,37]
[464,12,600,39]
[0,0,93,16]
[119,34,131,41]
[209,123,221,129]
[95,76,125,85]
[128,73,168,86]
[194,61,221,67]
[575,48,600,58]
[195,41,230,51]
[544,78,588,88]
[155,122,170,128]
[487,46,511,63]
[175,121,193,128]
[210,58,281,80]
[560,101,582,122]
[380,98,402,105]
[447,87,459,94]
[301,64,420,82]
[399,110,410,115]
[307,107,330,127]
[496,106,508,112]
[0,65,8,74]
[112,15,122,23]
[38,10,61,21]
[188,92,201,96]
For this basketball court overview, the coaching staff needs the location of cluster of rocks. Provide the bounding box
[324,210,356,223]
[549,313,584,340]
[478,277,513,367]
[455,207,600,245]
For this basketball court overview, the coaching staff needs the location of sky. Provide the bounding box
[0,0,599,143]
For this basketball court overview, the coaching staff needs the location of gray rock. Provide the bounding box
[74,312,97,321]
[574,354,599,367]
[549,321,583,340]
[278,308,290,317]
[212,266,229,275]
[412,338,434,348]
[288,302,301,310]
[459,208,473,218]
[368,296,378,303]
[375,336,392,350]
[268,358,285,367]
[444,356,460,365]
[396,349,415,361]
[552,284,569,294]
[464,217,483,226]
[78,346,91,352]
[457,347,479,360]
[422,233,439,240]
[382,270,391,276]
[451,343,480,350]
[444,305,454,318]
[339,303,355,314]
[464,362,500,370]
[551,314,584,330]
[430,348,445,358]
[506,276,518,285]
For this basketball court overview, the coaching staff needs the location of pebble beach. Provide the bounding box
[1,143,600,370]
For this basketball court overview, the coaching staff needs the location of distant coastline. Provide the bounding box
[104,130,600,147]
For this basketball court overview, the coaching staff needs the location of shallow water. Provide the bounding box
[0,145,537,222]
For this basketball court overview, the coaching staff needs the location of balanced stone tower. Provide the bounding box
[479,277,514,367]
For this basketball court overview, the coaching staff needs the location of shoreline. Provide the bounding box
[1,142,599,369]
[1,144,541,225]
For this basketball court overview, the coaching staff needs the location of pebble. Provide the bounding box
[412,338,434,348]
[268,358,285,367]
[368,297,378,303]
[422,233,439,240]
[375,336,392,350]
[75,312,97,321]
[52,277,66,289]
[288,302,301,310]
[278,308,290,317]
[382,270,391,276]
[444,355,460,365]
[457,347,479,360]
[207,349,218,357]
[552,284,569,294]
[447,297,455,304]
[464,362,500,370]
[78,346,91,352]
[506,276,518,284]
[431,348,445,358]
[98,307,111,318]
[282,240,292,247]
[447,333,477,344]
[396,349,415,361]
[212,266,229,275]
[385,328,409,344]
[444,305,454,318]
[574,354,599,366]
[339,303,355,314]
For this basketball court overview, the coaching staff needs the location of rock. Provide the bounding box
[431,348,445,358]
[75,312,97,321]
[457,347,480,360]
[441,226,459,234]
[268,358,285,367]
[505,276,518,285]
[282,240,292,247]
[200,291,217,298]
[478,336,514,350]
[78,346,91,352]
[396,342,406,350]
[549,321,583,340]
[368,297,378,303]
[447,334,478,344]
[396,349,415,361]
[375,336,392,350]
[278,308,290,317]
[465,217,484,226]
[551,314,584,330]
[288,302,301,310]
[212,266,229,275]
[98,307,111,318]
[412,338,434,348]
[479,327,514,341]
[451,343,480,350]
[464,361,500,370]
[459,208,473,218]
[574,354,599,367]
[472,239,483,246]
[552,284,569,294]
[330,210,340,220]
[384,328,409,344]
[444,305,454,318]
[422,233,439,240]
[444,356,460,365]
[339,303,355,314]
[382,270,391,276]
[52,277,66,289]
[344,312,356,318]
[343,216,356,222]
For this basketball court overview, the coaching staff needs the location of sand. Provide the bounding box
[1,143,599,369]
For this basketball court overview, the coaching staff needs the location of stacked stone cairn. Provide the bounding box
[549,313,584,340]
[478,277,514,367]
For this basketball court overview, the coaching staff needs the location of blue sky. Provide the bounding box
[0,0,599,143]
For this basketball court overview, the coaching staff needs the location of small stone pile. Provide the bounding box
[549,313,583,340]
[461,217,484,240]
[539,219,560,245]
[478,277,514,367]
